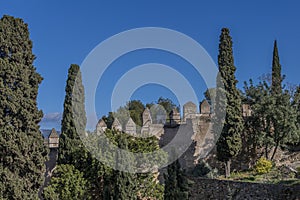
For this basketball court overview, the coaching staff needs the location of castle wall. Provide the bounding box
[189,177,300,200]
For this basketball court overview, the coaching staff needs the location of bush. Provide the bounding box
[192,160,218,178]
[254,157,273,174]
[42,164,88,200]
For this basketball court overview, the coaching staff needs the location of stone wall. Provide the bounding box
[189,177,300,200]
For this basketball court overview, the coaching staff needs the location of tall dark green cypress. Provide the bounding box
[271,40,282,95]
[58,64,87,169]
[215,28,243,178]
[113,136,136,200]
[164,160,189,200]
[0,15,47,199]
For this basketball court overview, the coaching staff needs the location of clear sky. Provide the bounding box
[1,0,300,130]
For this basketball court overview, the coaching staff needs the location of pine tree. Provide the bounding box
[215,28,243,178]
[270,90,298,160]
[58,64,87,168]
[0,15,47,199]
[293,86,300,146]
[271,40,282,95]
[244,80,299,160]
[293,87,300,124]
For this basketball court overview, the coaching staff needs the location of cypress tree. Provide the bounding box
[164,159,189,200]
[58,64,87,169]
[0,15,47,199]
[271,40,282,95]
[113,136,136,200]
[215,28,243,178]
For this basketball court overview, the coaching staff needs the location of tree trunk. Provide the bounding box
[271,142,279,161]
[225,159,231,178]
[265,143,269,160]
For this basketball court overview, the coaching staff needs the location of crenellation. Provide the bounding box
[112,117,122,132]
[183,101,197,122]
[96,119,107,135]
[95,100,252,170]
[125,117,137,135]
[142,107,152,126]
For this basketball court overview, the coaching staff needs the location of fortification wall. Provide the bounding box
[189,177,300,200]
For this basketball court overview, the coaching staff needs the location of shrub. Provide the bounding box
[254,157,273,174]
[42,164,88,200]
[192,160,218,178]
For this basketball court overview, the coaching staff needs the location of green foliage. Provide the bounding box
[146,97,179,121]
[164,159,189,200]
[244,79,299,160]
[192,160,218,178]
[42,164,88,200]
[156,97,179,115]
[84,128,166,199]
[102,112,114,129]
[292,86,300,146]
[128,100,145,127]
[113,136,136,200]
[58,64,87,167]
[271,40,283,95]
[254,157,273,174]
[244,41,299,161]
[57,64,106,198]
[214,28,243,177]
[0,15,47,199]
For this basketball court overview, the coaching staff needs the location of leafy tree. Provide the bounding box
[214,28,243,178]
[292,86,300,146]
[244,41,299,160]
[94,128,165,199]
[102,112,114,129]
[157,97,179,115]
[244,81,298,160]
[293,87,300,146]
[243,80,271,160]
[111,100,145,133]
[42,164,88,200]
[270,90,298,159]
[128,100,145,127]
[0,15,47,199]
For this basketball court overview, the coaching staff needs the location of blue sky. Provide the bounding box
[1,1,300,130]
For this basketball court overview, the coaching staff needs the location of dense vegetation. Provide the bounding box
[0,15,47,199]
[0,14,299,199]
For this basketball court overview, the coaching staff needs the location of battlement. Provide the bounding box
[95,100,251,170]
